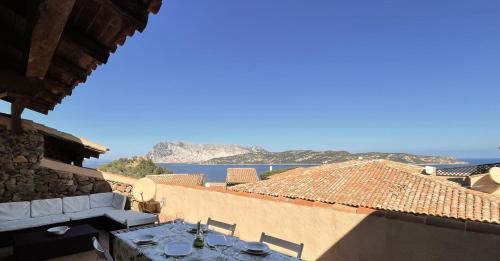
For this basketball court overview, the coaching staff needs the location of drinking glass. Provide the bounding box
[174,212,185,224]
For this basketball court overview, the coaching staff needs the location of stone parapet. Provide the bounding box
[0,127,136,204]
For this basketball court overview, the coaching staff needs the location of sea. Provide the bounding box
[157,164,315,182]
[84,158,500,182]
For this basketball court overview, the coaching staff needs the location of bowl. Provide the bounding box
[47,226,70,236]
[133,234,156,244]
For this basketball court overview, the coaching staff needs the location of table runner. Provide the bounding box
[112,222,299,261]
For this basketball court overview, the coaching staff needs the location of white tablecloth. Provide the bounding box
[112,222,299,261]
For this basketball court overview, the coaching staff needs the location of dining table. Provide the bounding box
[111,222,300,261]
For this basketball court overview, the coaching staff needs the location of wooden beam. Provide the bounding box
[44,78,73,96]
[11,97,27,134]
[148,0,162,14]
[0,70,45,96]
[0,41,25,73]
[26,0,76,79]
[36,90,61,104]
[27,101,50,113]
[51,55,87,83]
[98,0,148,31]
[62,29,110,64]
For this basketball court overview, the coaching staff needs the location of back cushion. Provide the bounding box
[31,198,63,217]
[112,193,127,210]
[62,195,90,213]
[0,201,30,221]
[89,193,113,208]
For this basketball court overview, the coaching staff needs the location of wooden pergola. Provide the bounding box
[0,0,162,133]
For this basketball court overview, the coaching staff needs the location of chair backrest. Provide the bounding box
[126,215,160,230]
[92,236,114,261]
[259,232,304,259]
[206,217,237,236]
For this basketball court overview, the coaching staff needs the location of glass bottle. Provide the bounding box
[193,221,204,248]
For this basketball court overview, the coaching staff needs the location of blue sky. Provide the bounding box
[1,0,499,160]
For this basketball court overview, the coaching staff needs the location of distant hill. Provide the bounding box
[203,150,462,165]
[147,141,266,163]
[145,141,461,165]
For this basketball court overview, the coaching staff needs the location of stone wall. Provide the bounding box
[31,167,113,199]
[0,126,43,202]
[0,126,134,203]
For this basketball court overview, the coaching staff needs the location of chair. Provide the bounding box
[206,217,237,236]
[126,214,160,230]
[92,236,114,261]
[259,232,304,259]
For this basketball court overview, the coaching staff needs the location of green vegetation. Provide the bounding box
[260,168,296,180]
[98,157,172,178]
[205,150,460,165]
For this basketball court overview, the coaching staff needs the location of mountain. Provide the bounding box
[203,150,462,165]
[146,141,266,163]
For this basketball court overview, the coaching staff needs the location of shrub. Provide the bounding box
[98,156,172,178]
[260,167,296,180]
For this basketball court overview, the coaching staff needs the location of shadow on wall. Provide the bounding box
[317,212,500,261]
[39,159,137,209]
[466,175,500,196]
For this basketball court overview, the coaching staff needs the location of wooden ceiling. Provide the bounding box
[0,0,162,115]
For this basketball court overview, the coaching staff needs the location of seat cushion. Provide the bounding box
[0,201,30,221]
[65,206,115,221]
[63,195,90,213]
[31,198,63,217]
[105,210,156,225]
[90,193,113,209]
[0,214,69,232]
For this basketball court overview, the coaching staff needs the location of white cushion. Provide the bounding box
[65,207,115,221]
[62,195,90,213]
[90,193,113,209]
[105,210,156,225]
[112,193,127,210]
[0,201,30,221]
[31,198,63,217]
[0,214,69,232]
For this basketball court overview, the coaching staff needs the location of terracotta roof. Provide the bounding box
[226,168,259,184]
[0,113,108,154]
[268,167,308,179]
[231,160,500,224]
[206,182,227,188]
[148,174,205,187]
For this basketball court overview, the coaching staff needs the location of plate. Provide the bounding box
[133,234,156,244]
[165,242,193,257]
[243,242,270,252]
[242,249,270,256]
[47,226,70,236]
[206,234,231,247]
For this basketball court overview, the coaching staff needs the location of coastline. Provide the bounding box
[157,163,318,166]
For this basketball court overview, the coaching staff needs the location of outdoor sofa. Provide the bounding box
[0,192,157,247]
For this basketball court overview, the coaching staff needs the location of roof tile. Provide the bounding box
[226,168,259,185]
[230,160,500,224]
[148,174,205,187]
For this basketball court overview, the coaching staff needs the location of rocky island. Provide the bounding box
[146,141,462,165]
[146,141,265,163]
